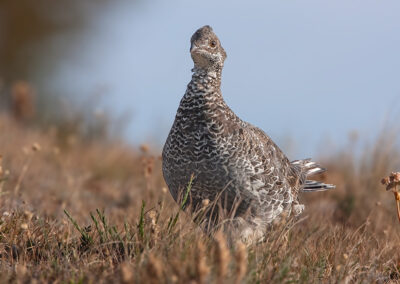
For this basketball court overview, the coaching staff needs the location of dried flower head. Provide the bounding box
[381,172,400,191]
[24,211,33,221]
[140,144,150,153]
[202,199,210,207]
[32,143,41,152]
[381,172,400,223]
[392,172,400,183]
[142,157,155,178]
[146,210,159,247]
[381,177,390,186]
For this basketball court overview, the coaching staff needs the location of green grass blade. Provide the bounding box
[90,211,104,243]
[168,174,194,233]
[64,209,90,243]
[138,200,145,239]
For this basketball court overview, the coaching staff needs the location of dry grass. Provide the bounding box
[11,82,35,122]
[0,113,400,283]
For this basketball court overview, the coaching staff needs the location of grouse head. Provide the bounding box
[190,25,226,71]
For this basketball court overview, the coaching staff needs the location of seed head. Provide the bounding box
[214,231,230,283]
[234,242,247,284]
[381,172,400,191]
[32,143,41,152]
[202,199,210,207]
[196,241,209,284]
[391,172,400,183]
[381,177,390,186]
[140,144,150,153]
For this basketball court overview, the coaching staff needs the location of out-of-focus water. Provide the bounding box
[50,0,400,158]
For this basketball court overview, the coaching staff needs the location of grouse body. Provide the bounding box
[162,26,334,242]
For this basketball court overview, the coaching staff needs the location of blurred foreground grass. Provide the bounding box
[0,113,400,283]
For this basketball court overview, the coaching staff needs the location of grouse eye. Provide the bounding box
[209,40,217,48]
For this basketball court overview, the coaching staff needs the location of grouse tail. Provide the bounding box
[291,159,335,192]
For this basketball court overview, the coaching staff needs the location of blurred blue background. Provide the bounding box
[2,0,400,158]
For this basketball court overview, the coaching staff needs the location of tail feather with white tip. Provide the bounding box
[291,158,335,192]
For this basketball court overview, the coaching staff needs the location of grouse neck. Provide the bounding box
[190,66,222,90]
[181,65,232,116]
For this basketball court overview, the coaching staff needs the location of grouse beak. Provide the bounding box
[190,43,199,53]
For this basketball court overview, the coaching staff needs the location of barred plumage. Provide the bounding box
[162,25,334,243]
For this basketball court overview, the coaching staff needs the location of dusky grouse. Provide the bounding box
[162,25,334,242]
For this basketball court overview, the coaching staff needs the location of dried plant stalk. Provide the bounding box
[381,172,400,223]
